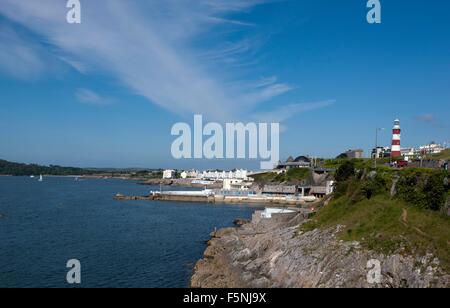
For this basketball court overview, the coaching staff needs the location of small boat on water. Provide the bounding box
[38,175,43,182]
[30,175,35,178]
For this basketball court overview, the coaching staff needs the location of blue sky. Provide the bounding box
[0,0,449,169]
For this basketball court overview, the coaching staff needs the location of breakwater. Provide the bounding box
[114,192,312,206]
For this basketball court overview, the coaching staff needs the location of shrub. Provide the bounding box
[361,174,387,199]
[396,170,449,211]
[335,160,355,182]
[423,173,448,211]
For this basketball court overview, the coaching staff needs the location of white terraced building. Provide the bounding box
[198,169,249,181]
[180,170,199,179]
[419,143,446,155]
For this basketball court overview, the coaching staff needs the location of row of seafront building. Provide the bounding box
[159,155,335,205]
[372,142,447,161]
[163,169,249,181]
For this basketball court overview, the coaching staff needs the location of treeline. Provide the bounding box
[0,159,97,176]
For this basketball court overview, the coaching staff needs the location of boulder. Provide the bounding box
[210,227,236,238]
[446,196,450,216]
[233,218,250,226]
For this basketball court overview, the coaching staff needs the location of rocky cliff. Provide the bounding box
[191,211,449,288]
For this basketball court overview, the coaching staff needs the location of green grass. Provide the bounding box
[250,172,279,183]
[430,149,450,160]
[322,158,387,171]
[251,168,312,184]
[302,194,450,270]
[281,168,311,183]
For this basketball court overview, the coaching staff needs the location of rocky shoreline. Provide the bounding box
[191,211,450,288]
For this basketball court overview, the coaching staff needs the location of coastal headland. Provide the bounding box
[191,164,450,288]
[191,209,450,288]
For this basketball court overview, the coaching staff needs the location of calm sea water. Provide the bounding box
[0,176,260,288]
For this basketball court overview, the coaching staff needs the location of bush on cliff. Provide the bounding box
[335,160,356,182]
[361,173,389,200]
[396,169,449,211]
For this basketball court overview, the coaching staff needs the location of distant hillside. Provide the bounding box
[0,159,97,176]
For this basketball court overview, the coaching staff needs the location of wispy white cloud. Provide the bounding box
[59,57,88,74]
[0,23,46,80]
[252,100,336,123]
[76,88,112,107]
[0,0,330,122]
[416,114,434,123]
[252,100,335,132]
[415,113,449,129]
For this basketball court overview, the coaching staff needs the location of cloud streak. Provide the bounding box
[416,114,434,123]
[0,0,330,122]
[0,23,46,80]
[252,100,336,123]
[415,113,449,129]
[76,88,112,107]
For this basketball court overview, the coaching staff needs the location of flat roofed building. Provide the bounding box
[345,149,364,159]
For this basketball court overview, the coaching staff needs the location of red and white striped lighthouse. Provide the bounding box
[391,119,401,158]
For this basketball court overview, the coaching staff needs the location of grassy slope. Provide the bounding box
[302,195,450,270]
[431,149,450,160]
[251,168,311,184]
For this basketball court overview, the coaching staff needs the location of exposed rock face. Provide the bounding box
[191,212,450,288]
[446,196,450,217]
[390,176,399,197]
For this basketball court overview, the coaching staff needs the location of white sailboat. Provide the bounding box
[38,175,43,182]
[30,175,35,178]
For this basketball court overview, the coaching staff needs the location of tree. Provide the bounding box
[335,160,355,182]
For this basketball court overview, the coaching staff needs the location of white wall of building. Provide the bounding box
[162,169,176,179]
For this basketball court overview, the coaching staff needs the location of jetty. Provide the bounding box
[114,190,316,206]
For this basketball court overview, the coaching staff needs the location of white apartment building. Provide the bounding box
[198,169,249,181]
[180,170,199,179]
[401,148,416,161]
[162,169,176,179]
[419,143,446,155]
